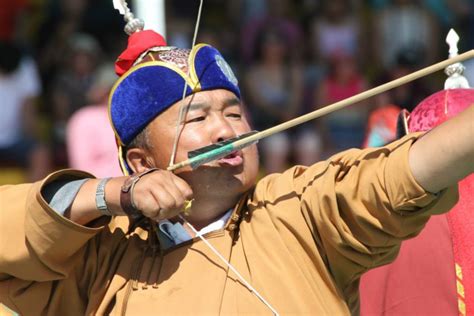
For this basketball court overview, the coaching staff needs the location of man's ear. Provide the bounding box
[126,148,155,173]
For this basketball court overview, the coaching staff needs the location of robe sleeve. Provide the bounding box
[267,132,459,309]
[0,170,102,281]
[0,170,106,314]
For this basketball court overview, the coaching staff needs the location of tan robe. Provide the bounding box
[0,134,458,315]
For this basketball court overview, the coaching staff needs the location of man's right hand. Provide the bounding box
[67,170,193,226]
[129,169,193,221]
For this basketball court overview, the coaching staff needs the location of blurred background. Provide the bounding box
[0,0,473,184]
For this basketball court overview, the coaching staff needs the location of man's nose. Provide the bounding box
[211,115,236,143]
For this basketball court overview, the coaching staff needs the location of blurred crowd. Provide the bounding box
[0,0,473,183]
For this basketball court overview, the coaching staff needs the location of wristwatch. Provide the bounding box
[95,178,112,216]
[120,168,159,220]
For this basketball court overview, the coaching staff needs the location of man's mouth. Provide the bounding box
[217,150,243,166]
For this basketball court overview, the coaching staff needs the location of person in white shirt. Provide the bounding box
[0,40,51,181]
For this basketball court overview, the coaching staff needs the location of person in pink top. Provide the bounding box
[66,64,122,177]
[314,51,368,154]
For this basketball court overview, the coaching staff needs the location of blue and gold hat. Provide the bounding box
[108,30,241,175]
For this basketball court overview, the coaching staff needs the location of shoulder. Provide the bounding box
[254,163,330,197]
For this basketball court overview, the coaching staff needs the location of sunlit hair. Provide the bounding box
[126,127,152,151]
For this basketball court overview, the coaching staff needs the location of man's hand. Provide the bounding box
[67,170,193,226]
[131,169,193,221]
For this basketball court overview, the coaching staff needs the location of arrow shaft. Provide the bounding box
[168,50,474,171]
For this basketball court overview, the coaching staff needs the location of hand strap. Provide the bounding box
[120,168,159,220]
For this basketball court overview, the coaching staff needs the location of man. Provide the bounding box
[0,29,472,315]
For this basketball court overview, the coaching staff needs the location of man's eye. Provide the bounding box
[226,113,242,119]
[186,116,205,123]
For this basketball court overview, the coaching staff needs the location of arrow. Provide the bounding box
[168,49,474,171]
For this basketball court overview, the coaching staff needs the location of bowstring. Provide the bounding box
[168,0,204,168]
[166,2,279,314]
[179,215,280,316]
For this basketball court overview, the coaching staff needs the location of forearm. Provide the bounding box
[67,177,127,225]
[67,168,193,226]
[409,104,474,193]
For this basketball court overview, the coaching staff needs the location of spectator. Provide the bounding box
[0,40,51,181]
[36,0,88,84]
[240,0,303,63]
[373,0,439,69]
[382,48,432,111]
[244,28,321,172]
[362,104,402,148]
[309,0,361,63]
[368,0,469,31]
[314,51,369,154]
[50,32,101,166]
[0,0,28,41]
[66,63,122,178]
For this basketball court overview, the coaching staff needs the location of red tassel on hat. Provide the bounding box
[115,30,167,76]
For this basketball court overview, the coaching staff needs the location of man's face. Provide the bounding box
[145,89,259,198]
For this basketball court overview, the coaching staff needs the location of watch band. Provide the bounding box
[120,168,159,220]
[95,178,112,216]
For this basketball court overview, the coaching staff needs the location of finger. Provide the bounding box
[166,178,193,209]
[132,190,160,217]
[156,188,192,220]
[147,170,192,199]
[171,175,194,199]
[153,207,181,222]
[132,171,192,220]
[151,185,182,212]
